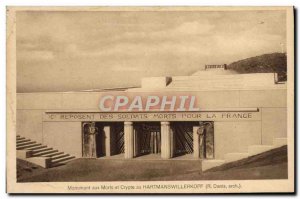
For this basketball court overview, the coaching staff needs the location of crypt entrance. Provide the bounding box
[168,121,214,159]
[81,120,214,159]
[170,122,198,157]
[133,122,161,157]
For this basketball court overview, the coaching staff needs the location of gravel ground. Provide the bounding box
[17,146,287,182]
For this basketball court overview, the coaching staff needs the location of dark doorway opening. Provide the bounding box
[110,122,124,156]
[171,122,198,157]
[134,122,161,156]
[170,121,214,159]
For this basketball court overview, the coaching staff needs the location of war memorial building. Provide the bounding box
[16,65,287,171]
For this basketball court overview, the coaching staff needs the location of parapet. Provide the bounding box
[141,77,172,89]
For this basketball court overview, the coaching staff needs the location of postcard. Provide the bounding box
[6,6,294,193]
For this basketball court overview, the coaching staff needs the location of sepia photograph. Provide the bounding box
[6,6,294,193]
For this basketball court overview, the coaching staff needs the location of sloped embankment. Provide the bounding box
[207,145,287,172]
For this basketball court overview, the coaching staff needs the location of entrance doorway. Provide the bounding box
[134,122,161,156]
[171,122,197,157]
[110,123,124,156]
[171,121,214,159]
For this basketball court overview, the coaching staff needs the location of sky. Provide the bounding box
[16,10,286,92]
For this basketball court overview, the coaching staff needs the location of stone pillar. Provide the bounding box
[193,126,200,159]
[124,122,134,159]
[103,126,111,157]
[161,122,171,159]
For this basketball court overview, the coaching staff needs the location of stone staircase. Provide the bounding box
[202,137,287,171]
[16,135,76,168]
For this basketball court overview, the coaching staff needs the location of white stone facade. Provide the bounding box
[16,70,287,162]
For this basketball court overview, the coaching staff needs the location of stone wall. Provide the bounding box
[16,88,287,157]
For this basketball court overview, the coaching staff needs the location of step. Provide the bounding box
[56,157,75,164]
[25,157,52,168]
[32,148,53,154]
[17,141,36,147]
[16,139,31,144]
[26,145,47,151]
[224,153,249,162]
[16,137,26,141]
[41,151,64,157]
[248,145,275,156]
[273,138,287,147]
[17,143,41,150]
[33,149,58,157]
[51,154,69,160]
[51,156,75,164]
[51,157,75,167]
[16,135,20,138]
[17,149,33,159]
[202,159,226,171]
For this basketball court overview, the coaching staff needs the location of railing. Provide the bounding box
[205,64,227,70]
